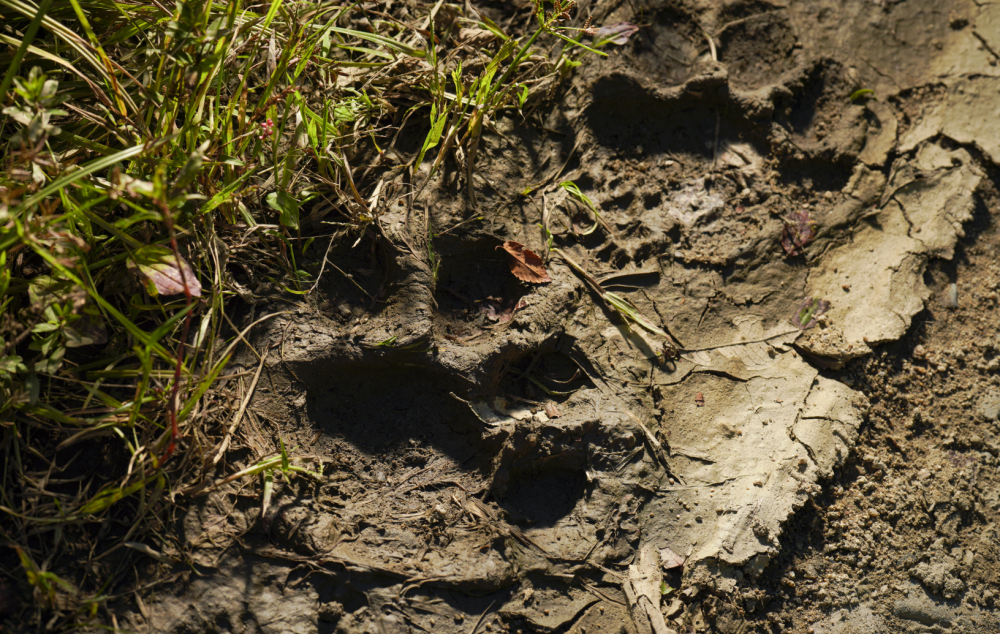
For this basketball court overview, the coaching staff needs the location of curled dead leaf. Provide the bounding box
[659,546,685,570]
[781,210,816,256]
[497,241,551,284]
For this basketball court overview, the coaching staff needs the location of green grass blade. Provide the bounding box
[15,143,147,216]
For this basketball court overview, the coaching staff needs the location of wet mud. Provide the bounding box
[124,1,1000,633]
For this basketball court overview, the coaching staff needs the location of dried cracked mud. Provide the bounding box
[113,1,1000,633]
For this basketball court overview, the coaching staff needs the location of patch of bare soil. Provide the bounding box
[98,1,1000,633]
[728,162,1000,634]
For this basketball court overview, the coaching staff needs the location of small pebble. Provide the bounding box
[946,283,958,307]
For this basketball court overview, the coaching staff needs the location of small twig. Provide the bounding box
[716,11,781,38]
[322,255,375,300]
[680,329,801,353]
[702,27,717,62]
[711,111,721,171]
[307,234,337,293]
[208,349,268,468]
[467,600,496,634]
[437,213,484,236]
[580,580,627,607]
[552,248,604,294]
[625,411,662,451]
[154,195,196,467]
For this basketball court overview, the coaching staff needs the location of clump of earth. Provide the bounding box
[108,1,1000,633]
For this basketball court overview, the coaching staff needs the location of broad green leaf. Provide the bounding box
[414,104,447,171]
[266,191,300,230]
[0,354,26,375]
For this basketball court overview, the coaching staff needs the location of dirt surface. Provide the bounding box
[101,1,1000,633]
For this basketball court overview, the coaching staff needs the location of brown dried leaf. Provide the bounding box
[659,546,685,570]
[497,241,551,284]
[544,403,562,418]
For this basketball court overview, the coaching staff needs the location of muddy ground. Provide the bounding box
[92,1,1000,633]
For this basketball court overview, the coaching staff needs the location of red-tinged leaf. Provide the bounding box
[781,210,816,256]
[497,241,551,284]
[544,403,562,419]
[695,392,705,407]
[659,547,685,570]
[128,245,202,297]
[594,22,639,47]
